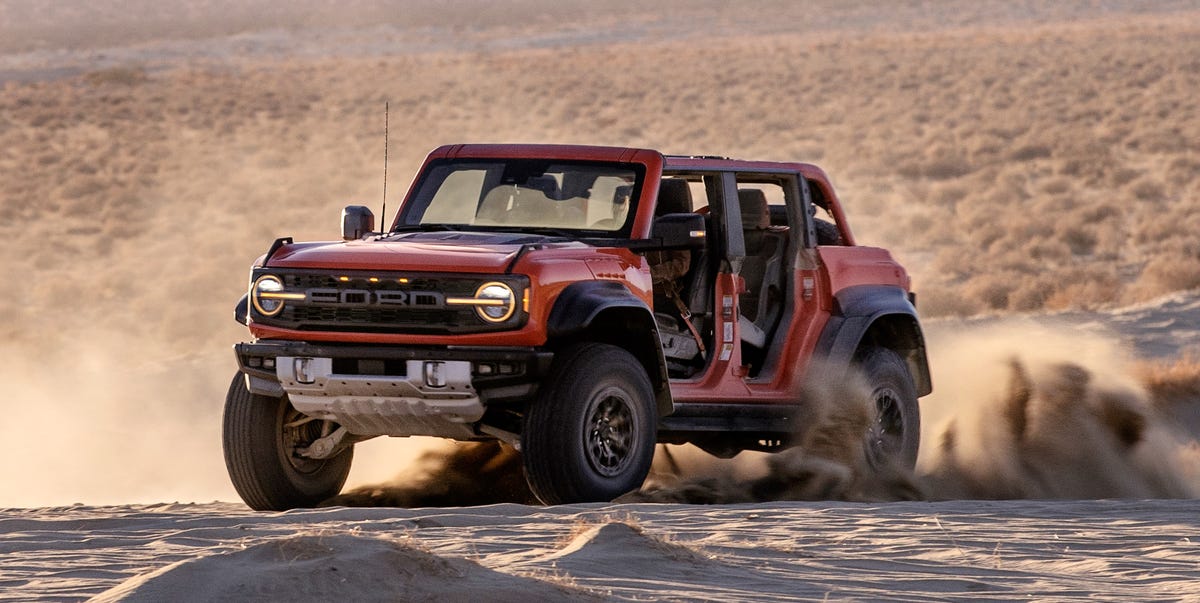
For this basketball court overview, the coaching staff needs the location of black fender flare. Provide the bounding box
[546,281,674,417]
[235,294,249,326]
[816,285,932,396]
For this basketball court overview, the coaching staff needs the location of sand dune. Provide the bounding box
[91,531,596,602]
[3,500,1197,601]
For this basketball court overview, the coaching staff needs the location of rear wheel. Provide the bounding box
[857,347,921,470]
[522,343,657,504]
[222,373,353,511]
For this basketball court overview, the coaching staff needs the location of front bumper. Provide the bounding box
[234,341,553,438]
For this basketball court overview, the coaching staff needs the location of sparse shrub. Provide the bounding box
[1027,239,1071,262]
[930,184,968,206]
[930,246,975,279]
[1010,144,1052,161]
[1042,268,1121,310]
[1058,225,1097,256]
[1132,256,1200,301]
[1129,177,1166,202]
[906,212,935,234]
[1165,157,1200,186]
[84,66,149,87]
[1039,177,1071,196]
[923,155,973,180]
[28,111,58,128]
[60,176,103,200]
[1057,158,1087,177]
[896,161,923,179]
[912,286,983,318]
[963,273,1018,311]
[1080,201,1120,223]
[1136,356,1200,409]
[1008,278,1050,312]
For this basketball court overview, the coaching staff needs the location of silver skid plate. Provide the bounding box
[276,357,483,438]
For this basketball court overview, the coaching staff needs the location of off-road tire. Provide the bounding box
[522,343,657,504]
[858,347,921,470]
[222,373,353,511]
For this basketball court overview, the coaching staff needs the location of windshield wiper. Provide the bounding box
[390,223,469,233]
[517,227,577,239]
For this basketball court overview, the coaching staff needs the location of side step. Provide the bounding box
[658,403,801,435]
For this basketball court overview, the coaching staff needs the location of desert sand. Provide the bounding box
[2,499,1197,601]
[2,0,1200,600]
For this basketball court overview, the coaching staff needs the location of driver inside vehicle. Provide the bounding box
[645,178,693,304]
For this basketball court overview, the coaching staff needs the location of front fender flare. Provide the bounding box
[546,281,674,417]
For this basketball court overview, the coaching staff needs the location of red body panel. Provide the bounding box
[818,246,910,293]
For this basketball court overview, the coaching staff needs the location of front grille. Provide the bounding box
[252,269,526,334]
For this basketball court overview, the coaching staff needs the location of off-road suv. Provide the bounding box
[224,144,931,510]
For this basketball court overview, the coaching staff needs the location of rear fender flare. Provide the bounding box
[816,285,932,396]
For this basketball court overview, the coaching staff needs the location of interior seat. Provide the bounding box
[737,189,786,350]
[651,178,706,375]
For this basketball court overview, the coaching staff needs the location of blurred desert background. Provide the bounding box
[2,0,1200,507]
[4,1,1200,600]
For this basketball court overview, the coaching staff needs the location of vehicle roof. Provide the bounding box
[429,143,828,181]
[663,155,828,180]
[430,143,649,163]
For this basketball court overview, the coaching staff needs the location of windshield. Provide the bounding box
[396,159,643,235]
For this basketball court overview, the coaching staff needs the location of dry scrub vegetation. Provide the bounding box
[1,6,1198,360]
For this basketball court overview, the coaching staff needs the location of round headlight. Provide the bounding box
[252,275,286,316]
[475,282,516,322]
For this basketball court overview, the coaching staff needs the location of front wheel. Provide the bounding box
[222,373,353,511]
[857,347,921,470]
[522,343,657,504]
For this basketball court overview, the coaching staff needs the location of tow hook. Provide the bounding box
[297,426,349,459]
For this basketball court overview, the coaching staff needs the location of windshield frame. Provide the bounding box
[394,158,646,239]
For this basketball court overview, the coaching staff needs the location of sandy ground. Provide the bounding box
[3,1,1200,600]
[3,500,1198,601]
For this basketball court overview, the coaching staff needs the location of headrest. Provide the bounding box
[656,178,692,216]
[613,184,633,205]
[738,189,770,230]
[524,175,559,199]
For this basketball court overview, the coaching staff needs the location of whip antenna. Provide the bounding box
[381,101,389,232]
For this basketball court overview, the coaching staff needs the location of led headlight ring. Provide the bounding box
[474,281,516,323]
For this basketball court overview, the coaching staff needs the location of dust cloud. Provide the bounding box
[323,441,538,508]
[331,323,1200,508]
[918,322,1200,500]
[0,337,233,507]
[627,323,1200,504]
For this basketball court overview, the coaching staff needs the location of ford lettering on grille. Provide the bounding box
[307,288,446,308]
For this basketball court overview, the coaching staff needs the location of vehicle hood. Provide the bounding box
[264,231,574,273]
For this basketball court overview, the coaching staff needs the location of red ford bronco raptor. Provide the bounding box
[224,144,931,510]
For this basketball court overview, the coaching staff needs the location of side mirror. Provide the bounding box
[341,205,375,241]
[651,213,707,249]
